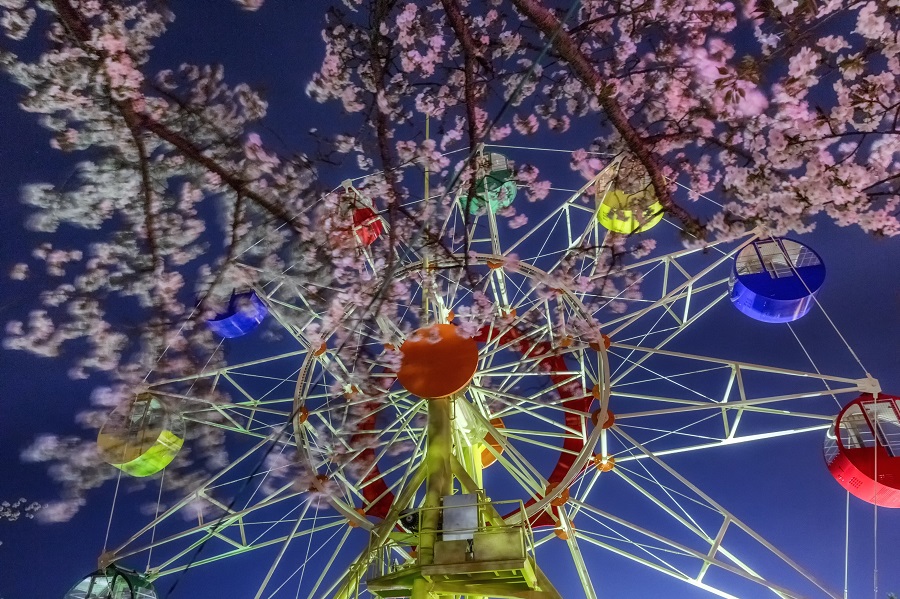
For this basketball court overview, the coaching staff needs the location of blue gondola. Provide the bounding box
[730,238,826,323]
[206,289,268,338]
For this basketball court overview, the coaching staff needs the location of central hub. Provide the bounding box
[396,324,479,398]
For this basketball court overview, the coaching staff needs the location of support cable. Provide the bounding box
[102,467,124,557]
[162,397,315,597]
[873,403,879,599]
[777,233,880,597]
[665,177,725,208]
[146,468,166,571]
[137,205,330,384]
[485,143,615,156]
[779,234,869,376]
[785,323,842,408]
[158,346,327,595]
[786,320,849,599]
[844,490,849,599]
[293,496,320,599]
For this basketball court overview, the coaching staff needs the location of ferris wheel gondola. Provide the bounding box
[730,237,826,323]
[825,393,900,507]
[65,564,156,599]
[206,289,269,338]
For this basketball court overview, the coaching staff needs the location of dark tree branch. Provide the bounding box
[510,0,705,239]
[121,110,162,272]
[50,0,307,235]
[439,0,485,232]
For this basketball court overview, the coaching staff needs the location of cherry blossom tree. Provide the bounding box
[0,0,897,520]
[307,0,899,237]
[0,0,321,518]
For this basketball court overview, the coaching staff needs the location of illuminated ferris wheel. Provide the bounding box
[67,149,898,599]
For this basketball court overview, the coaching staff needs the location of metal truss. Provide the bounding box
[101,156,863,599]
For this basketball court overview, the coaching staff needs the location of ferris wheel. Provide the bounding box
[66,148,897,599]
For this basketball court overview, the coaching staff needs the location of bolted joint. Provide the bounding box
[857,375,881,395]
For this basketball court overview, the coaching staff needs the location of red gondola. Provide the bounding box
[825,393,900,507]
[352,206,383,246]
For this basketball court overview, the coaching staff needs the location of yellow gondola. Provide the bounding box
[97,393,184,477]
[596,186,664,234]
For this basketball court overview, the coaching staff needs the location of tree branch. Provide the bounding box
[121,109,162,272]
[50,0,306,234]
[439,0,484,226]
[510,0,704,238]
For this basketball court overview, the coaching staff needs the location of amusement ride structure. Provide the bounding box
[65,148,898,599]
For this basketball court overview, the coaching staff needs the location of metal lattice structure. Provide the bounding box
[99,153,876,599]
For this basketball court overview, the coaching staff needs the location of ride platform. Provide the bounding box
[366,499,559,599]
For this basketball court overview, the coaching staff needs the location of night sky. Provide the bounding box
[1,3,899,599]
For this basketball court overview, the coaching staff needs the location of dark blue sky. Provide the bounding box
[1,3,899,599]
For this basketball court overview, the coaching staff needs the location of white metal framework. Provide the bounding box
[101,152,873,599]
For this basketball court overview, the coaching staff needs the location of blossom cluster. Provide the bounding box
[0,498,42,522]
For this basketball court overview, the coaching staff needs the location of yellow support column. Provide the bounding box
[411,577,430,599]
[418,396,453,567]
